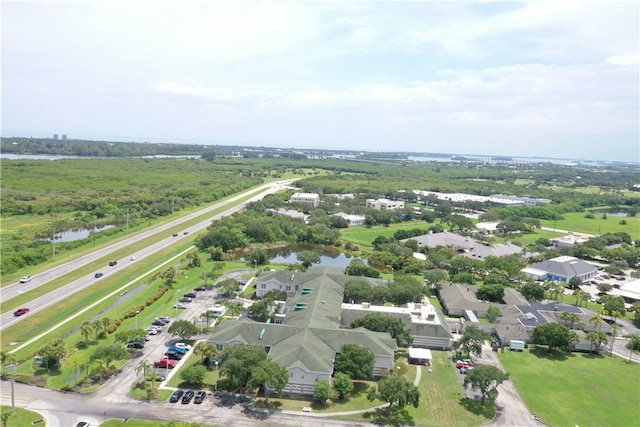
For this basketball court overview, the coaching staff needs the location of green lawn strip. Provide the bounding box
[498,346,640,427]
[0,406,45,427]
[539,211,640,241]
[340,221,435,247]
[491,229,563,247]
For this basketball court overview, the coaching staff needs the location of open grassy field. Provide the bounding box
[340,221,433,247]
[539,211,640,240]
[498,346,640,427]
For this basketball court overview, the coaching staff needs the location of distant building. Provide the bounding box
[521,256,598,283]
[289,193,320,208]
[333,212,366,227]
[400,230,523,259]
[365,198,405,211]
[53,134,58,140]
[266,208,310,224]
[61,134,67,140]
[549,234,590,248]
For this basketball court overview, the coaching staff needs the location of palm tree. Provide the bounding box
[92,319,103,340]
[100,317,111,335]
[93,359,110,381]
[135,359,152,381]
[80,321,93,345]
[589,314,603,332]
[194,342,218,365]
[200,272,213,287]
[225,301,244,318]
[609,323,621,357]
[625,333,640,362]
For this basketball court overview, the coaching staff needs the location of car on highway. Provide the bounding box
[109,261,118,266]
[179,297,193,303]
[154,358,176,369]
[193,286,206,292]
[165,350,183,360]
[173,303,187,309]
[13,307,29,317]
[183,231,189,235]
[175,343,192,351]
[169,389,184,403]
[19,276,32,283]
[194,390,206,404]
[181,390,195,404]
[130,256,137,261]
[167,346,187,355]
[94,272,104,278]
[172,233,179,237]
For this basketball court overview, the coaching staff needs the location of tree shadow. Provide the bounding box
[361,406,415,426]
[458,397,495,419]
[529,345,569,361]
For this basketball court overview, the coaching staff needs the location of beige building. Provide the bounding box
[365,198,405,210]
[289,192,320,208]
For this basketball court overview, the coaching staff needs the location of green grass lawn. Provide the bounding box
[0,407,45,427]
[498,346,640,427]
[539,211,640,241]
[340,221,434,247]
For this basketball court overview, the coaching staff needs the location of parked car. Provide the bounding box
[183,292,197,299]
[460,366,474,375]
[94,272,104,278]
[154,318,168,325]
[175,343,192,351]
[165,351,183,360]
[181,390,195,404]
[75,422,91,427]
[455,360,464,369]
[147,327,159,335]
[168,346,187,355]
[19,276,31,283]
[173,303,187,309]
[146,373,166,382]
[194,390,206,404]
[126,341,145,349]
[462,359,474,367]
[193,286,206,292]
[179,297,193,303]
[157,316,171,323]
[151,320,165,327]
[109,261,117,266]
[154,358,176,369]
[13,307,29,317]
[169,389,184,403]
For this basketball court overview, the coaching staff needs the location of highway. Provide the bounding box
[1,180,296,332]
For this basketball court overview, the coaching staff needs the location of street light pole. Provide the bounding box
[215,361,219,391]
[7,363,17,412]
[135,310,140,330]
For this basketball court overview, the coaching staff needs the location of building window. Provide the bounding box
[286,285,291,291]
[260,284,266,289]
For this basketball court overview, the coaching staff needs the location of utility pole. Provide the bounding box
[6,363,17,412]
[126,206,129,234]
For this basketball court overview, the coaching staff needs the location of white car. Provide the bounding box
[147,327,159,335]
[173,303,187,309]
[175,343,192,351]
[130,256,137,261]
[19,276,32,283]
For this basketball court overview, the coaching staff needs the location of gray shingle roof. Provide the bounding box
[527,256,597,278]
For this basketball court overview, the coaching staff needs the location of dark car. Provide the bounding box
[172,233,179,237]
[179,297,193,303]
[94,272,104,278]
[109,261,117,266]
[183,231,189,235]
[13,307,29,317]
[165,351,183,360]
[183,292,197,299]
[169,389,184,403]
[194,390,206,404]
[151,320,165,327]
[126,341,145,349]
[193,286,206,292]
[181,390,195,404]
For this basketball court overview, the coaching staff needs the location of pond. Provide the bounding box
[253,244,360,269]
[592,210,631,218]
[39,225,115,242]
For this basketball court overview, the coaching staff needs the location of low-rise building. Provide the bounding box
[289,193,320,208]
[333,212,366,227]
[521,256,598,283]
[365,198,405,211]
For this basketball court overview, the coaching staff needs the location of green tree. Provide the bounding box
[220,344,267,391]
[456,325,490,357]
[248,248,268,266]
[193,342,218,365]
[333,372,354,400]
[423,269,449,287]
[41,338,67,369]
[100,317,111,336]
[248,359,289,405]
[90,345,128,365]
[609,323,622,357]
[485,305,501,323]
[351,313,413,347]
[297,250,321,268]
[625,333,640,361]
[167,320,199,340]
[335,344,375,380]
[80,321,93,345]
[521,283,545,302]
[217,278,240,298]
[345,258,381,278]
[161,267,179,285]
[313,380,334,404]
[224,301,245,318]
[180,365,208,387]
[558,311,580,329]
[589,314,603,332]
[115,328,147,344]
[463,365,509,406]
[585,331,608,354]
[247,299,274,323]
[343,280,374,303]
[135,359,152,380]
[600,295,625,320]
[91,319,104,340]
[533,323,578,353]
[367,375,420,414]
[388,275,424,306]
[633,301,640,327]
[476,284,504,303]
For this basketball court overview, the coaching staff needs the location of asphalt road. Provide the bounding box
[1,180,295,331]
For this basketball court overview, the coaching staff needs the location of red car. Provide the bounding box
[193,286,206,292]
[14,307,29,316]
[154,358,176,369]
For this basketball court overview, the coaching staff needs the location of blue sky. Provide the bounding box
[2,1,638,162]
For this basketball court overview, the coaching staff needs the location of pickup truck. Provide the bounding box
[153,358,176,369]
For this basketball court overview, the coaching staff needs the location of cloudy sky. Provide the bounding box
[2,1,638,162]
